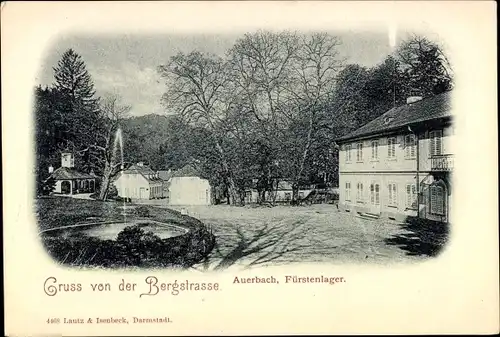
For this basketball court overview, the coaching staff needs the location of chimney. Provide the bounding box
[61,152,74,168]
[406,96,423,104]
[48,165,54,174]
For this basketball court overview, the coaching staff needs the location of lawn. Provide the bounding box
[160,204,449,271]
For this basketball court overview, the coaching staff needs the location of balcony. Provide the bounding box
[431,154,454,171]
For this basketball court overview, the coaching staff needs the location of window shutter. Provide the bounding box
[430,131,442,156]
[411,184,417,208]
[431,185,444,214]
[430,132,435,155]
[436,186,444,213]
[405,136,409,157]
[436,133,442,155]
[375,184,380,204]
[430,185,437,212]
[410,136,416,157]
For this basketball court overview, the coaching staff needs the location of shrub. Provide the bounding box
[107,185,118,198]
[37,177,56,196]
[135,206,150,217]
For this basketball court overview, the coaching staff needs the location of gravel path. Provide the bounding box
[145,203,432,271]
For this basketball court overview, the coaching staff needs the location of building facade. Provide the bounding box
[337,92,454,223]
[167,164,212,205]
[113,162,164,200]
[168,176,211,205]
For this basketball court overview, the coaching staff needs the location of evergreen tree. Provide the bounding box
[52,49,100,169]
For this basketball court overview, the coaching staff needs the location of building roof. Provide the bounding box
[157,170,173,181]
[336,91,453,142]
[49,167,96,180]
[119,163,163,182]
[171,164,202,178]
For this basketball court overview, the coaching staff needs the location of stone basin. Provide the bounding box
[40,220,188,241]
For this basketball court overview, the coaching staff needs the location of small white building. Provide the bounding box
[113,162,163,200]
[244,180,314,204]
[167,164,211,206]
[47,152,97,195]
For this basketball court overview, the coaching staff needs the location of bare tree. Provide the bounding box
[227,30,301,203]
[78,94,130,200]
[158,51,241,205]
[284,33,344,203]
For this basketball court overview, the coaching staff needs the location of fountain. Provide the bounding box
[38,128,216,268]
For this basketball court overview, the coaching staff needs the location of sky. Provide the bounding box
[37,31,411,117]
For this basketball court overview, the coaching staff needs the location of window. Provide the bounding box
[387,137,396,158]
[387,137,397,158]
[406,184,417,209]
[429,130,443,156]
[284,192,292,201]
[345,145,352,162]
[345,182,351,201]
[299,191,305,199]
[430,183,445,215]
[371,140,379,160]
[356,143,363,162]
[404,134,416,158]
[388,183,397,206]
[370,183,380,205]
[356,182,364,202]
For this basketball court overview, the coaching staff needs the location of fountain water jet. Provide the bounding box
[113,127,124,171]
[112,127,127,223]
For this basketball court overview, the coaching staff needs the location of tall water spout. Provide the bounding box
[113,128,124,170]
[113,127,126,223]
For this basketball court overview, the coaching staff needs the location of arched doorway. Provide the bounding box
[61,181,71,194]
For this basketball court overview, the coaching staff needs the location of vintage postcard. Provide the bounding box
[2,1,498,335]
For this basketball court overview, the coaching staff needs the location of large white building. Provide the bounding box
[113,162,164,200]
[167,164,211,206]
[336,91,454,223]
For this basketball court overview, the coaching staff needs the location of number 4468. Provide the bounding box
[47,318,60,324]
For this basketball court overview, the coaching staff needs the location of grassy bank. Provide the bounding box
[36,197,216,269]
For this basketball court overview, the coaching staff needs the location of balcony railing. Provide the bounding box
[431,154,454,171]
